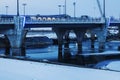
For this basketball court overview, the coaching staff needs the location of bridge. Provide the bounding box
[0,15,119,61]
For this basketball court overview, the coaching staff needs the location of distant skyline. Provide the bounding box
[0,0,120,18]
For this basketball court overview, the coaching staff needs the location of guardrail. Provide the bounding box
[26,17,104,23]
[0,18,14,24]
[0,17,107,24]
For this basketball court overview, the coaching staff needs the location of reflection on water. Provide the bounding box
[26,45,58,61]
[26,43,78,61]
[0,39,120,68]
[0,31,120,66]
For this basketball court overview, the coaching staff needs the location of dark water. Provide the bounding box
[0,43,77,62]
[7,41,120,58]
[26,41,120,60]
[0,31,120,66]
[26,45,58,61]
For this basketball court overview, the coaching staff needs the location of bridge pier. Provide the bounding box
[118,26,120,37]
[74,30,85,54]
[64,31,71,62]
[53,28,66,61]
[90,33,96,50]
[74,30,85,65]
[64,31,70,49]
[97,24,108,52]
[7,31,27,56]
[6,16,26,56]
[4,35,10,55]
[97,33,106,52]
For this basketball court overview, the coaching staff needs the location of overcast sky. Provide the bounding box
[0,0,120,18]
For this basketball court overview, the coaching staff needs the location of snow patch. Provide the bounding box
[0,58,120,80]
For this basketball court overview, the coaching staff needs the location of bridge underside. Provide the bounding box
[0,24,14,30]
[52,23,106,61]
[25,23,103,29]
[0,17,108,62]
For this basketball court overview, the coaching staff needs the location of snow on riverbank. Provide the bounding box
[106,61,120,71]
[0,58,120,80]
[95,60,120,72]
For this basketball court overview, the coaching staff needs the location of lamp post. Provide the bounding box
[58,5,61,15]
[73,2,76,18]
[62,5,65,14]
[64,0,66,15]
[5,6,8,15]
[22,3,27,16]
[17,0,19,16]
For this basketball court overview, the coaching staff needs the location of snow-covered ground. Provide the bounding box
[0,58,120,80]
[95,59,120,72]
[106,61,120,71]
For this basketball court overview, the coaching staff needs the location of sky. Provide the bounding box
[0,0,120,18]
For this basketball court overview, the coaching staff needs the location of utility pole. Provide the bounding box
[64,0,66,15]
[58,5,61,15]
[5,6,8,15]
[73,2,76,18]
[17,0,19,16]
[22,3,27,16]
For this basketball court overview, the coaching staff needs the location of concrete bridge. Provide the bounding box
[0,15,114,61]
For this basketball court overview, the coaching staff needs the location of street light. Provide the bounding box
[73,2,76,18]
[5,6,8,15]
[17,0,19,16]
[22,3,27,16]
[58,5,61,15]
[62,5,65,14]
[64,0,66,15]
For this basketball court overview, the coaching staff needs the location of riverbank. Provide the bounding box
[0,57,119,80]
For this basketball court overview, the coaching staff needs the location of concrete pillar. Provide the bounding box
[4,35,10,56]
[118,26,120,37]
[96,24,108,52]
[52,28,66,61]
[74,30,85,65]
[58,41,63,61]
[74,30,85,54]
[7,16,26,56]
[64,31,70,49]
[91,33,96,50]
[96,31,105,52]
[63,31,71,62]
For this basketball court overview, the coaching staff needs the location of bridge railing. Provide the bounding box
[25,17,105,23]
[0,16,106,24]
[0,18,14,24]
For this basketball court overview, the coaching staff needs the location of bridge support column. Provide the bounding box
[97,24,108,52]
[96,33,106,52]
[52,28,66,61]
[90,33,96,50]
[118,26,120,37]
[4,35,10,56]
[64,31,70,49]
[74,30,85,65]
[74,30,85,54]
[64,31,71,62]
[7,16,26,56]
